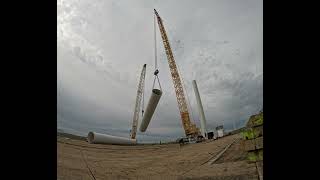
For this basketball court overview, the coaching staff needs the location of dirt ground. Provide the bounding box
[57,133,259,180]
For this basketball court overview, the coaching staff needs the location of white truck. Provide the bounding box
[216,125,224,138]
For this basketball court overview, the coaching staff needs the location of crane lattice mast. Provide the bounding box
[130,64,146,139]
[154,9,199,137]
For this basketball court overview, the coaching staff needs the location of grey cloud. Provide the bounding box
[58,0,263,142]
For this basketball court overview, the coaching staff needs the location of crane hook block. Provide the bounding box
[154,69,159,75]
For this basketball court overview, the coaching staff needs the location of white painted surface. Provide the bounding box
[87,132,137,145]
[139,89,162,132]
[192,80,207,138]
[217,129,224,138]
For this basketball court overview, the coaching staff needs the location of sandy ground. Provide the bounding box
[57,133,259,180]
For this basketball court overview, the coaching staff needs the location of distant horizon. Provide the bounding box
[58,0,263,143]
[57,121,247,143]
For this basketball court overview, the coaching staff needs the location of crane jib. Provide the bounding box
[130,64,146,139]
[154,9,200,137]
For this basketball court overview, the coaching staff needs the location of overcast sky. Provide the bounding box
[57,0,263,142]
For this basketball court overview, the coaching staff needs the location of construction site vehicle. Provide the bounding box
[216,125,224,138]
[207,131,214,139]
[196,135,205,143]
[154,9,201,142]
[130,64,147,139]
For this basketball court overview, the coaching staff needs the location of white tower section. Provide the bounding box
[192,80,207,138]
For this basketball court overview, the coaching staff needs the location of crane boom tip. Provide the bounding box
[154,9,159,16]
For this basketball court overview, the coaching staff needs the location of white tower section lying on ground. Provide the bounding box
[192,80,207,138]
[88,132,137,145]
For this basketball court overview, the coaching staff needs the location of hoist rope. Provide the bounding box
[152,12,162,91]
[154,14,158,71]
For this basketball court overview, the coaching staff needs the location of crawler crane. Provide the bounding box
[130,64,146,139]
[154,9,201,140]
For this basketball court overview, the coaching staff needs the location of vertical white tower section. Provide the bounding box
[192,80,207,138]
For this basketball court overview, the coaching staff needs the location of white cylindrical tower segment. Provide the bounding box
[139,89,162,132]
[87,132,137,145]
[192,80,207,138]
